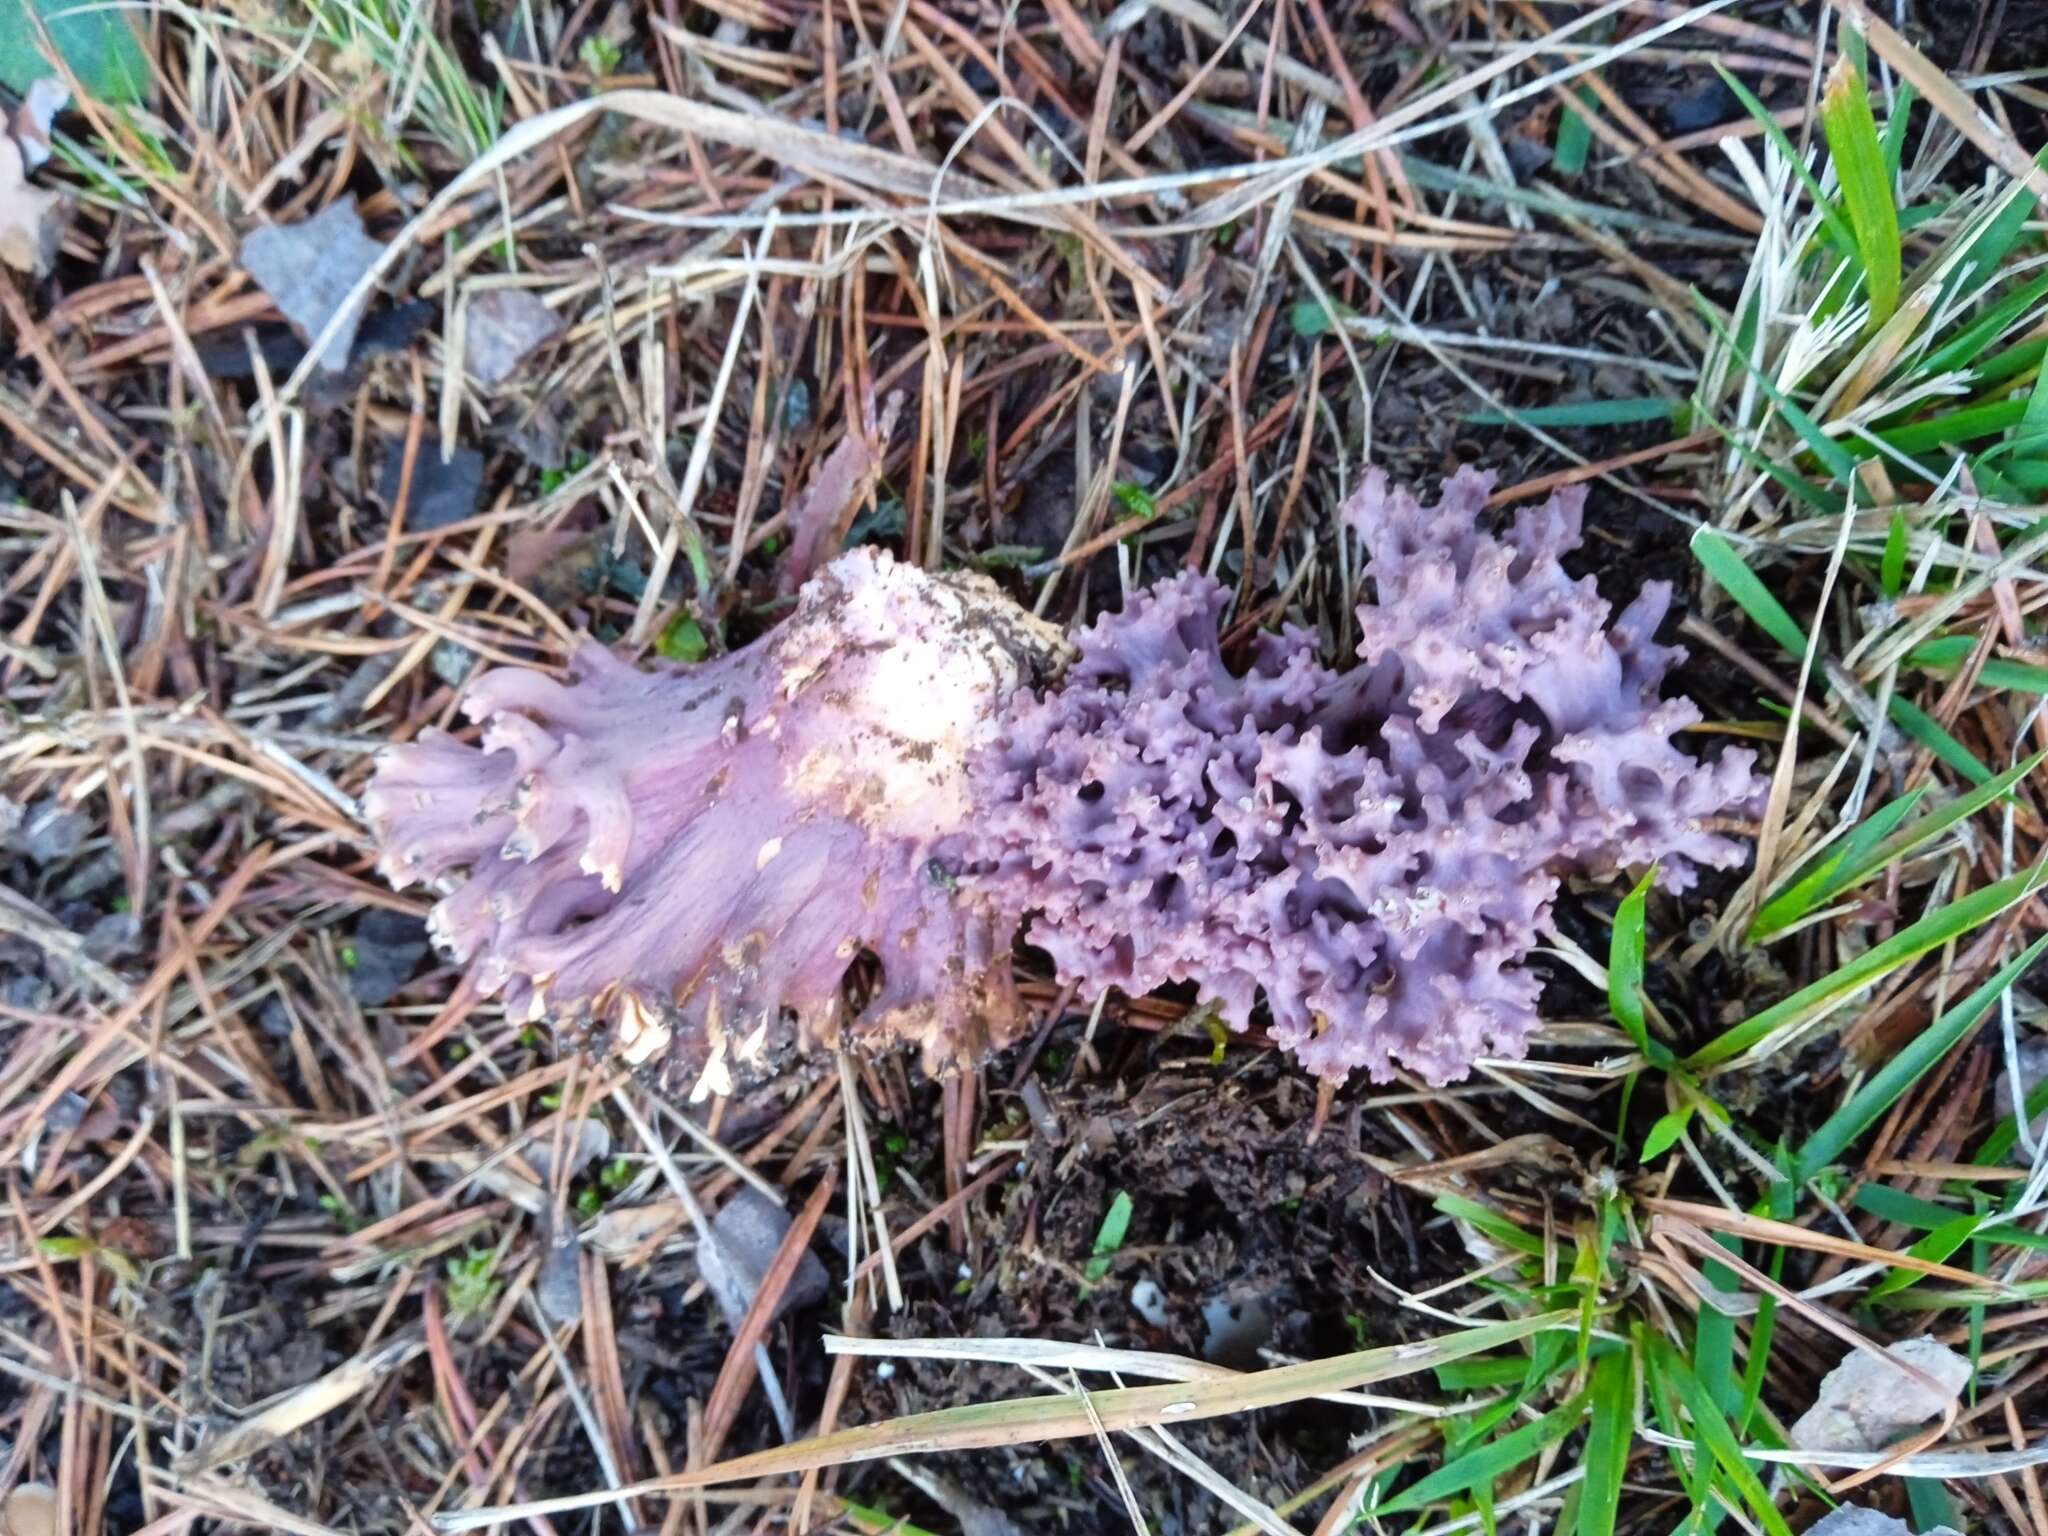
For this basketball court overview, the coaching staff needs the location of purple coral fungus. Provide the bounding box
[963,467,1764,1083]
[364,548,1062,1097]
[366,465,1762,1092]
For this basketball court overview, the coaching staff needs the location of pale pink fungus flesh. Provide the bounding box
[364,548,1062,1098]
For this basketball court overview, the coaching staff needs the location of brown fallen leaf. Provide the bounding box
[776,388,903,594]
[240,194,388,372]
[585,1199,687,1258]
[0,136,64,276]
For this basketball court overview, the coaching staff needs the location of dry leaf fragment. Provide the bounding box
[376,438,484,531]
[240,194,388,372]
[776,389,903,593]
[1806,1508,1961,1536]
[12,78,67,169]
[536,1218,584,1325]
[0,135,64,275]
[698,1187,829,1327]
[1789,1335,1970,1452]
[463,287,565,385]
[586,1199,686,1257]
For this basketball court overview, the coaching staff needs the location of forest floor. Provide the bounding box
[4,1,2048,1533]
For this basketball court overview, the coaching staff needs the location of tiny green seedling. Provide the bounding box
[445,1248,502,1320]
[1082,1190,1133,1286]
[1111,482,1158,521]
[658,614,709,663]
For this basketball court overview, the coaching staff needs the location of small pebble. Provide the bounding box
[3,1483,59,1536]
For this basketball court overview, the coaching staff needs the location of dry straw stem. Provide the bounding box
[174,1331,425,1475]
[822,1334,1449,1414]
[432,1311,1570,1528]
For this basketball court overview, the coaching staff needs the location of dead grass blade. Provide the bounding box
[432,1312,1570,1528]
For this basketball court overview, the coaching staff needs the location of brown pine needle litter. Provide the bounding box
[4,2,2048,1534]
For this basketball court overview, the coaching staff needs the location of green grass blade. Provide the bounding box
[1083,1190,1133,1282]
[1750,790,1924,941]
[1435,1342,1589,1392]
[1880,82,1916,183]
[1556,86,1597,178]
[1886,695,1994,785]
[1760,752,2042,941]
[1930,152,2047,318]
[1466,399,1679,427]
[1833,753,2044,890]
[1690,529,1814,659]
[1735,1174,1795,1438]
[1640,1107,1693,1162]
[1608,868,1669,1067]
[1436,1193,1545,1258]
[839,1501,943,1536]
[1374,1393,1588,1517]
[2021,365,2048,451]
[1641,1343,1714,1522]
[1714,63,1857,261]
[1821,54,1902,327]
[1874,396,2029,455]
[1881,512,1909,596]
[1854,1183,1964,1229]
[1686,862,2048,1069]
[1913,272,2048,381]
[1974,1073,2048,1167]
[1972,334,2048,388]
[1871,1209,1981,1297]
[1908,1479,1965,1536]
[1906,635,2048,693]
[1569,1349,1634,1536]
[1792,934,2048,1181]
[1695,1237,1742,1418]
[1649,1335,1793,1536]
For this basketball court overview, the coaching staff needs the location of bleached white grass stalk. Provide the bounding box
[822,1335,1446,1415]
